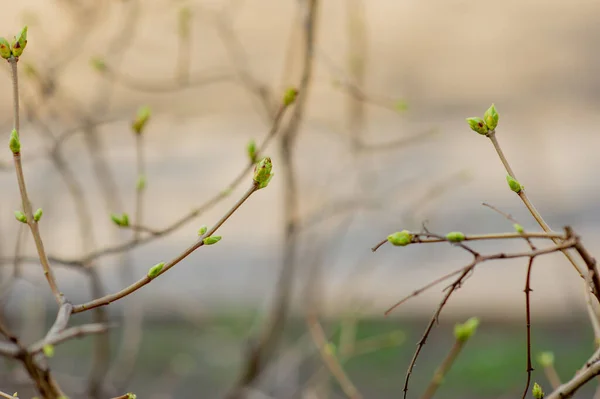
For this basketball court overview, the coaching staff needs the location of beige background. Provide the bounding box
[0,0,599,319]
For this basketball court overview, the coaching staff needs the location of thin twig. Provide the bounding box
[486,131,584,279]
[29,323,111,354]
[72,183,259,313]
[371,231,566,253]
[420,339,467,399]
[8,57,63,305]
[306,311,362,399]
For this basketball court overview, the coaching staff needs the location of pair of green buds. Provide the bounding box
[0,26,28,59]
[387,230,468,246]
[14,208,42,224]
[466,104,499,135]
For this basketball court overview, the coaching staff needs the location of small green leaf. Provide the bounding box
[532,382,544,398]
[110,213,130,227]
[33,208,43,222]
[283,88,298,106]
[0,37,11,59]
[446,231,466,242]
[483,103,499,130]
[247,139,257,163]
[537,352,554,368]
[506,175,522,193]
[11,26,28,57]
[9,129,20,154]
[126,394,137,399]
[253,157,273,189]
[43,344,54,358]
[197,225,208,236]
[387,230,412,247]
[513,224,524,233]
[203,236,222,246]
[454,317,480,342]
[466,117,489,135]
[147,262,165,279]
[132,105,151,135]
[136,175,146,191]
[14,211,27,224]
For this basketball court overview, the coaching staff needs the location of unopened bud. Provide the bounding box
[446,231,466,242]
[483,103,499,130]
[14,211,27,224]
[506,175,522,193]
[466,117,489,135]
[454,317,479,342]
[283,88,298,106]
[0,37,12,59]
[11,26,28,57]
[147,262,165,279]
[132,106,151,135]
[253,157,273,189]
[203,236,222,245]
[532,382,544,398]
[9,129,20,154]
[33,208,43,222]
[387,230,412,247]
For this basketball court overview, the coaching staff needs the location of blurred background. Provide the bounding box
[0,0,599,398]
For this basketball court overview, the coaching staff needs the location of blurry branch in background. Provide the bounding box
[537,352,561,390]
[227,0,320,395]
[0,92,295,270]
[420,318,479,399]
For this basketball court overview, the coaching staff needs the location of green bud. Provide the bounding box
[394,99,409,113]
[197,225,208,236]
[283,88,298,106]
[253,157,273,189]
[203,236,222,245]
[132,105,151,135]
[532,382,544,398]
[446,231,466,242]
[14,211,27,224]
[483,103,499,130]
[147,262,165,279]
[90,57,107,72]
[537,352,554,368]
[454,317,479,342]
[179,7,192,39]
[12,393,17,397]
[466,117,489,135]
[9,129,20,154]
[127,394,137,399]
[0,37,12,59]
[387,230,412,247]
[513,224,524,233]
[324,342,336,356]
[33,208,43,222]
[110,213,130,227]
[42,344,54,358]
[11,26,28,57]
[136,175,146,191]
[247,139,257,163]
[506,175,522,193]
